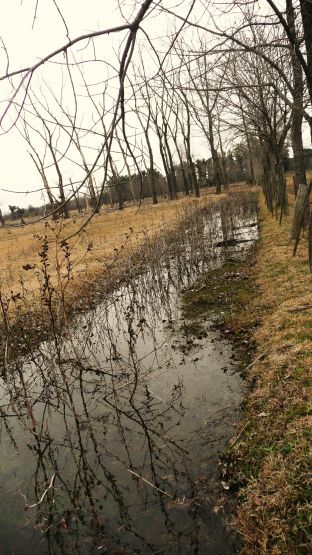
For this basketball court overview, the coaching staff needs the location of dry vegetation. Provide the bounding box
[0,191,219,302]
[232,194,312,554]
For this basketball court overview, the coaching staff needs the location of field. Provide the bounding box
[0,191,222,302]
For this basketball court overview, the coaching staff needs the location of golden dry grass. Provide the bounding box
[233,193,312,554]
[0,190,220,302]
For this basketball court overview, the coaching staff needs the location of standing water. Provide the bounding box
[0,192,258,554]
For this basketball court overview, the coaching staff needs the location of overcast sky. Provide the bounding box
[0,2,206,210]
[0,1,130,210]
[0,1,310,212]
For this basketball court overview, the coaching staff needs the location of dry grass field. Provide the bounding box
[0,190,221,303]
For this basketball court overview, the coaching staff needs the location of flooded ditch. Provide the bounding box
[0,192,258,554]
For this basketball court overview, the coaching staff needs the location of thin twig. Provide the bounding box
[287,304,312,313]
[127,469,174,498]
[229,421,250,448]
[21,473,56,509]
[245,347,270,371]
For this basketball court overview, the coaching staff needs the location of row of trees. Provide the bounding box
[13,61,263,217]
[4,145,256,220]
[0,1,311,249]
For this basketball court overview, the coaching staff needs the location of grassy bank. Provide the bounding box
[234,196,312,554]
[182,194,312,553]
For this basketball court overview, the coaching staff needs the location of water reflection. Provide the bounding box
[0,193,258,554]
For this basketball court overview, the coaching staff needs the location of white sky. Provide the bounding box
[0,1,310,212]
[0,1,199,210]
[0,1,129,210]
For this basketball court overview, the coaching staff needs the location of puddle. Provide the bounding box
[0,193,258,554]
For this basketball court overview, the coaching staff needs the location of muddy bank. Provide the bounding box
[0,191,258,554]
[181,254,258,372]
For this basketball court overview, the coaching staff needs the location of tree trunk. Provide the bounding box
[290,183,310,254]
[109,153,123,210]
[276,153,288,214]
[261,143,274,212]
[287,0,307,195]
[116,185,124,210]
[158,137,173,199]
[299,0,312,104]
[70,180,82,213]
[47,133,69,219]
[163,125,177,198]
[171,133,190,196]
[207,111,221,194]
[178,156,190,196]
[144,131,158,204]
[185,107,200,197]
[218,128,229,189]
[239,95,256,185]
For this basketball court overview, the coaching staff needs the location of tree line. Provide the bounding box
[0,1,311,260]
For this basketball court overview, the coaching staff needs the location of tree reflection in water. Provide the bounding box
[0,193,258,554]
